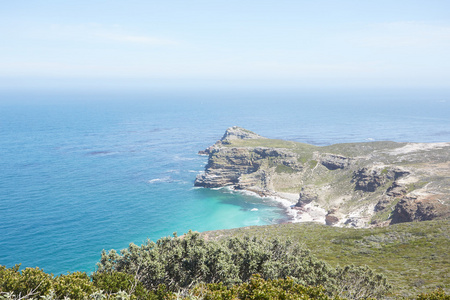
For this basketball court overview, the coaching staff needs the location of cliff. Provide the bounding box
[195,126,450,227]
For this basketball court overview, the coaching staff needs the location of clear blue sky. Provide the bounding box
[1,0,449,90]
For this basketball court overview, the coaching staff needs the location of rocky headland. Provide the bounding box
[195,126,450,228]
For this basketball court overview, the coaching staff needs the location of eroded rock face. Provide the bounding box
[194,145,301,189]
[374,182,408,211]
[386,181,408,197]
[374,197,393,212]
[391,196,450,224]
[391,167,411,180]
[353,168,386,192]
[352,167,411,193]
[295,186,319,207]
[253,148,296,160]
[321,154,352,170]
[194,148,257,188]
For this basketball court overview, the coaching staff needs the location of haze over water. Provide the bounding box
[1,88,449,274]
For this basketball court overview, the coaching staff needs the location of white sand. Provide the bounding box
[387,142,450,155]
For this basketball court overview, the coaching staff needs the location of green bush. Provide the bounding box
[92,272,158,300]
[334,265,390,299]
[415,289,450,300]
[96,231,391,298]
[0,264,53,299]
[53,272,97,299]
[191,275,341,300]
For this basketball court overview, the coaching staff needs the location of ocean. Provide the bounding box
[1,88,449,275]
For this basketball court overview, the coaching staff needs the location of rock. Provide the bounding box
[344,217,366,228]
[321,154,352,170]
[391,196,450,224]
[220,126,265,144]
[351,167,410,193]
[325,214,339,225]
[198,149,209,155]
[295,186,319,207]
[197,127,264,154]
[374,196,392,212]
[391,167,411,180]
[386,181,407,197]
[374,181,408,211]
[253,147,296,160]
[352,167,386,192]
[194,148,257,188]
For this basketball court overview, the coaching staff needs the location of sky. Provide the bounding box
[1,0,450,91]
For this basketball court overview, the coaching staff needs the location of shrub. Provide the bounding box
[190,275,341,300]
[0,264,52,299]
[96,231,391,298]
[53,272,96,299]
[334,265,391,299]
[92,271,158,300]
[416,289,450,300]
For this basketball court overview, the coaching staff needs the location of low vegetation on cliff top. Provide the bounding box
[202,219,450,297]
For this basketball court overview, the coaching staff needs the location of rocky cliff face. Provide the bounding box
[195,127,450,227]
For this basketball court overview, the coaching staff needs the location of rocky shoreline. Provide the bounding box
[195,127,450,228]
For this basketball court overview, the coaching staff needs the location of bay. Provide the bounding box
[0,88,449,274]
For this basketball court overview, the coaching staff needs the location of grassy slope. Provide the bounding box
[224,138,405,155]
[201,220,450,297]
[223,138,313,149]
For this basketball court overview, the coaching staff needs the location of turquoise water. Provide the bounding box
[1,89,449,274]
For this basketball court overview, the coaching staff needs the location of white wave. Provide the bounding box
[173,155,196,161]
[227,187,328,224]
[148,177,188,185]
[251,208,258,211]
[148,178,166,183]
[148,177,171,184]
[211,187,225,191]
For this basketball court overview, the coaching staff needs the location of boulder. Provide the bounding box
[325,214,339,225]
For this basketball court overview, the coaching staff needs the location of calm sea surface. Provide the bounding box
[1,88,449,274]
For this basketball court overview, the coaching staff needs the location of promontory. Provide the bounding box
[195,126,450,228]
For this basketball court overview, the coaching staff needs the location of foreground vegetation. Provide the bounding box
[202,219,450,297]
[96,231,390,299]
[1,221,449,299]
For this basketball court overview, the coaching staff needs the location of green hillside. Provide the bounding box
[201,219,450,297]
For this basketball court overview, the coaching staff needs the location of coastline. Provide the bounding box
[220,186,327,225]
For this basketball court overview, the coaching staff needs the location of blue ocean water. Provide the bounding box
[0,88,449,275]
